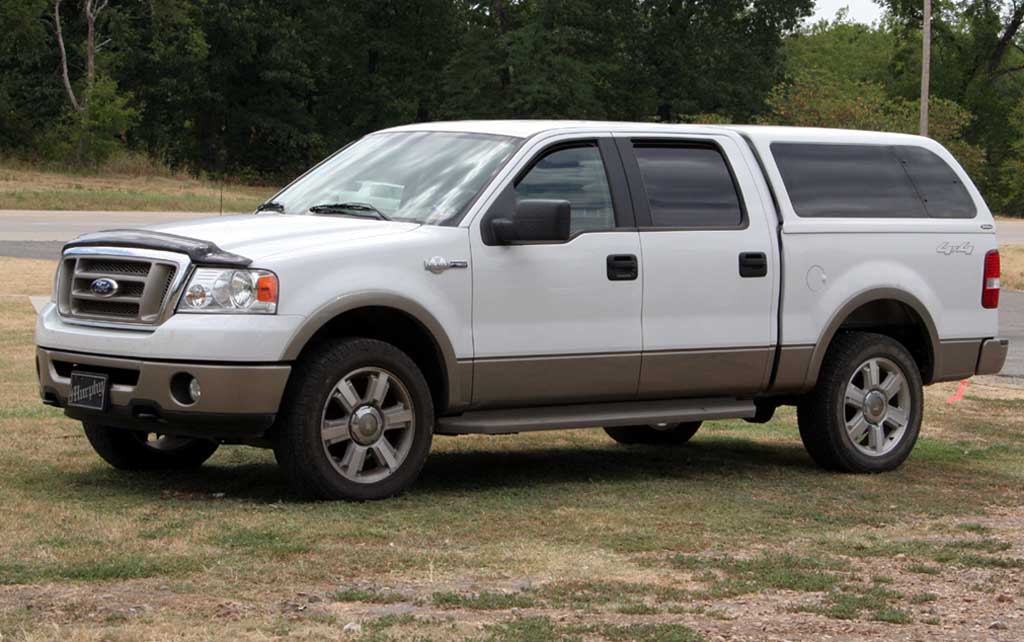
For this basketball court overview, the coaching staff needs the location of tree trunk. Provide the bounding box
[53,0,81,113]
[491,0,512,91]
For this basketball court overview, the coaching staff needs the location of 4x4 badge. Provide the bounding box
[936,241,975,256]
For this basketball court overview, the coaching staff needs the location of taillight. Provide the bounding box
[982,250,1000,309]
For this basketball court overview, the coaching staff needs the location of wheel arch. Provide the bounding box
[282,293,469,414]
[805,288,940,389]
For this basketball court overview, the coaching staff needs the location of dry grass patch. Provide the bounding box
[1002,244,1024,291]
[0,257,57,295]
[0,163,273,212]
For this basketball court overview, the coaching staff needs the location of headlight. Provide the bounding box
[177,268,278,314]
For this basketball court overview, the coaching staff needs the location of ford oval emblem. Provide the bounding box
[90,278,119,298]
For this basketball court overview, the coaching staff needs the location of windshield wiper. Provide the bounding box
[308,202,389,220]
[256,200,285,213]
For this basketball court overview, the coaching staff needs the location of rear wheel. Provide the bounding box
[83,423,219,470]
[797,332,922,473]
[604,422,702,445]
[273,338,434,501]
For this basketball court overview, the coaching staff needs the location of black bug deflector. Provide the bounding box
[63,229,253,267]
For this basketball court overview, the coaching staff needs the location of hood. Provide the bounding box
[146,214,421,262]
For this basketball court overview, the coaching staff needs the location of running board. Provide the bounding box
[436,398,755,435]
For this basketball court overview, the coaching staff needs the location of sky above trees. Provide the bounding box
[811,0,884,23]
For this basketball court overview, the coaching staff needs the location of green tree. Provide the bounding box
[640,0,814,122]
[42,75,139,165]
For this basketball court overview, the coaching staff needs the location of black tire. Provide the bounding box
[273,338,434,501]
[797,332,923,473]
[604,422,702,445]
[82,423,219,470]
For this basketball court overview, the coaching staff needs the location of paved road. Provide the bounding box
[997,218,1024,244]
[0,209,224,260]
[999,291,1024,377]
[0,209,220,241]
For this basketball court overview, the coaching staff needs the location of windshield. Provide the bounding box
[269,131,519,225]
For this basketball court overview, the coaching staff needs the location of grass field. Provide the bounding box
[0,162,273,213]
[1003,244,1024,291]
[1,259,1023,641]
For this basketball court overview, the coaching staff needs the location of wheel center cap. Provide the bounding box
[349,406,384,445]
[864,390,887,423]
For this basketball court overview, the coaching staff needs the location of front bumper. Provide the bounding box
[37,347,291,440]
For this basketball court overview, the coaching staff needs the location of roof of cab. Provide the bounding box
[383,119,932,147]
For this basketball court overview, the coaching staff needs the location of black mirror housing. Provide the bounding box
[490,199,571,245]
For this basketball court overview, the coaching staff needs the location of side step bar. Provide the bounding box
[436,398,755,435]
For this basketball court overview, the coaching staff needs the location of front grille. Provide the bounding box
[57,251,188,326]
[77,258,151,276]
[76,299,141,317]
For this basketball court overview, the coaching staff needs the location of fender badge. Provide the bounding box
[936,241,974,256]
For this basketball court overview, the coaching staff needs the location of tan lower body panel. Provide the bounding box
[471,352,640,409]
[638,347,772,398]
[770,345,815,393]
[934,339,983,382]
[469,347,773,408]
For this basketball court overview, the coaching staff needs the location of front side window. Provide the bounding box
[271,131,519,225]
[771,142,974,219]
[514,145,616,235]
[633,144,744,228]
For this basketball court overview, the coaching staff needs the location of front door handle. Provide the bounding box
[607,254,638,281]
[739,251,768,278]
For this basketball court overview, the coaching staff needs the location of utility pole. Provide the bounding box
[920,0,932,136]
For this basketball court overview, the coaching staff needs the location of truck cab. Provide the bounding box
[36,121,1008,500]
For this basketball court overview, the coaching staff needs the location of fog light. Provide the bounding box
[170,372,201,406]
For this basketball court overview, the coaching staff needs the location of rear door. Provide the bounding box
[614,133,778,398]
[469,136,643,408]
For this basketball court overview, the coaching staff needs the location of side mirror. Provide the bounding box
[490,199,571,245]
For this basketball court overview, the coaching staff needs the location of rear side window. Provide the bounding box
[633,144,744,228]
[771,143,975,219]
[891,146,976,218]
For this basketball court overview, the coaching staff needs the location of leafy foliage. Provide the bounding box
[40,76,140,166]
[0,0,812,180]
[4,0,1024,215]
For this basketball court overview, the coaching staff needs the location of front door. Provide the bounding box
[469,137,643,408]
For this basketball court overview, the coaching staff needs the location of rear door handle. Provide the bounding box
[739,252,767,278]
[607,254,638,281]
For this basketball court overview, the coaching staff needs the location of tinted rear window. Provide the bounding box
[771,143,975,219]
[891,146,976,218]
[633,144,744,228]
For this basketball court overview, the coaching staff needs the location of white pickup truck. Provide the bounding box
[36,121,1009,500]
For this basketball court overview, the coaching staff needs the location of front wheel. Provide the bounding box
[83,424,219,470]
[604,422,702,445]
[797,332,923,473]
[273,338,434,501]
